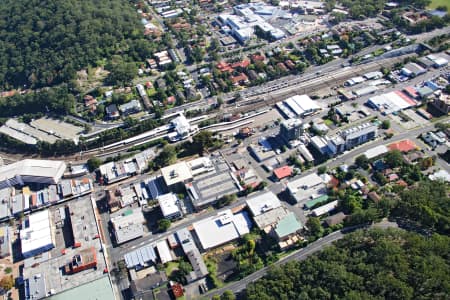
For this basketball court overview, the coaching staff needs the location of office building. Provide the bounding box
[341,123,378,149]
[279,119,303,142]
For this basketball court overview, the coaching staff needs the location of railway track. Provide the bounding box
[224,55,410,114]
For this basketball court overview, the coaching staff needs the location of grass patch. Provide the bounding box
[147,88,157,97]
[324,119,334,126]
[164,261,179,277]
[205,256,224,288]
[372,48,385,57]
[428,0,449,9]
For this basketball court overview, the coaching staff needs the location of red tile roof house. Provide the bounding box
[230,73,249,86]
[388,139,417,153]
[251,54,265,63]
[217,61,234,73]
[166,96,176,105]
[273,166,293,181]
[231,59,251,69]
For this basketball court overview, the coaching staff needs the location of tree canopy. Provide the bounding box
[0,0,145,89]
[244,229,450,300]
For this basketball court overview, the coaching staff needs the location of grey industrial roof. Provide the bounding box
[24,274,47,300]
[125,245,158,269]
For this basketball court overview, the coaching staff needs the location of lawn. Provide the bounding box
[164,261,179,277]
[324,119,334,126]
[428,0,448,9]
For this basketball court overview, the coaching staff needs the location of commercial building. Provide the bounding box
[99,160,137,184]
[432,94,450,115]
[156,240,173,264]
[304,194,329,210]
[353,86,379,97]
[217,6,285,44]
[110,208,145,244]
[363,71,383,80]
[246,191,288,230]
[286,173,326,204]
[326,135,346,155]
[345,76,366,86]
[193,210,252,250]
[298,144,315,162]
[124,245,158,270]
[47,276,114,300]
[21,210,55,258]
[158,193,181,220]
[341,123,378,149]
[184,157,240,210]
[279,119,303,142]
[311,200,339,217]
[366,91,417,114]
[364,145,389,160]
[274,212,303,241]
[281,95,321,118]
[160,162,193,191]
[401,62,426,77]
[310,136,329,155]
[0,159,66,189]
[176,228,208,282]
[0,119,57,145]
[24,274,47,300]
[425,54,448,68]
[246,191,281,217]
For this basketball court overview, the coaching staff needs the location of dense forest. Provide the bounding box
[0,0,147,89]
[244,229,450,300]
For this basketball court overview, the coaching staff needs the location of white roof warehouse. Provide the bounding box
[0,159,66,189]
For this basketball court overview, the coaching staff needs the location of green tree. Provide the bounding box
[154,145,177,168]
[87,157,102,172]
[221,290,236,300]
[381,120,391,129]
[355,155,369,169]
[107,61,137,86]
[306,217,324,237]
[158,219,171,232]
[178,260,193,275]
[0,0,147,89]
[385,150,403,168]
[192,130,215,154]
[317,166,327,174]
[0,275,13,291]
[215,194,237,208]
[243,229,450,300]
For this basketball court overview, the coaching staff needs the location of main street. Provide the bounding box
[102,116,448,267]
